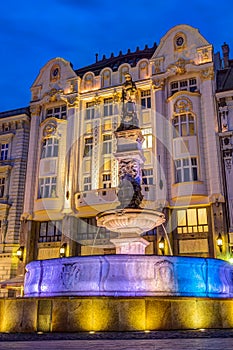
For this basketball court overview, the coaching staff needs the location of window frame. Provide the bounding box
[175,157,198,183]
[38,176,57,198]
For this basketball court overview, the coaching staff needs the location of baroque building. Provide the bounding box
[0,108,30,297]
[1,24,232,296]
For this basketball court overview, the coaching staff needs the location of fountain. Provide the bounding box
[17,74,233,333]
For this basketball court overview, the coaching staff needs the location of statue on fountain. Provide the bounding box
[115,73,143,209]
[116,73,140,131]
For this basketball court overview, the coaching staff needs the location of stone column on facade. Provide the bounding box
[152,79,167,208]
[23,105,41,215]
[200,68,227,253]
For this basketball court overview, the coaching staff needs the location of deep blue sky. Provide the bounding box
[1,0,233,112]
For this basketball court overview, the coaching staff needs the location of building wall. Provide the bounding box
[0,25,231,295]
[0,109,30,296]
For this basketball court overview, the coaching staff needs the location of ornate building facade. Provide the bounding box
[1,24,233,296]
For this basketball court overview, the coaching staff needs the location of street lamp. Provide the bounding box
[216,233,223,253]
[59,243,67,258]
[158,237,165,255]
[16,246,24,261]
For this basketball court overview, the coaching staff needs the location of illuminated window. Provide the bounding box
[102,173,111,188]
[142,128,153,149]
[46,105,67,120]
[175,157,198,183]
[38,177,57,198]
[84,137,93,157]
[176,208,208,234]
[142,168,153,185]
[0,178,5,197]
[0,143,8,160]
[104,98,113,116]
[85,102,95,120]
[39,221,62,242]
[84,176,91,191]
[141,90,151,109]
[41,138,58,158]
[173,114,195,137]
[103,134,112,154]
[170,78,197,95]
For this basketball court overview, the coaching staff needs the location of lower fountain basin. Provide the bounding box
[24,255,233,298]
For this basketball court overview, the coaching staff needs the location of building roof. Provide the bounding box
[75,43,157,77]
[0,107,30,119]
[216,60,233,92]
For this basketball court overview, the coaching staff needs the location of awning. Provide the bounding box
[0,275,24,290]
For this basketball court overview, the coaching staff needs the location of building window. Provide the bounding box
[41,138,59,158]
[170,78,197,95]
[104,98,113,116]
[85,102,95,120]
[102,174,111,188]
[0,178,5,197]
[173,114,195,137]
[102,69,111,88]
[39,220,62,242]
[103,134,112,154]
[142,168,154,185]
[142,128,153,149]
[84,137,93,157]
[46,105,66,120]
[141,90,151,109]
[176,208,208,234]
[0,143,8,160]
[84,176,91,191]
[175,157,198,183]
[38,177,57,198]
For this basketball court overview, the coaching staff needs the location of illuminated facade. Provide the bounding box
[0,24,232,295]
[0,108,30,297]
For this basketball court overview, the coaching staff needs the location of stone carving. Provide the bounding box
[117,159,143,209]
[200,67,214,80]
[43,120,57,137]
[60,263,80,289]
[154,260,176,292]
[168,58,193,75]
[174,97,192,113]
[152,78,165,90]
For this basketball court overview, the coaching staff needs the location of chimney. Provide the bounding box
[222,42,230,68]
[95,53,98,63]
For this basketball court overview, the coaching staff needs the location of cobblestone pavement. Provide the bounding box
[0,330,233,350]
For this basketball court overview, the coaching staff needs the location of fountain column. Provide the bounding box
[97,73,165,254]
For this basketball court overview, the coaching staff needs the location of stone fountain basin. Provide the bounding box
[96,208,166,235]
[24,255,233,298]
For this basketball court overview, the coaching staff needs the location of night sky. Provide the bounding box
[1,0,233,111]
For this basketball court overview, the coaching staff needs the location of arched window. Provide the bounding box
[84,73,94,90]
[120,65,129,83]
[139,60,148,79]
[101,69,111,88]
